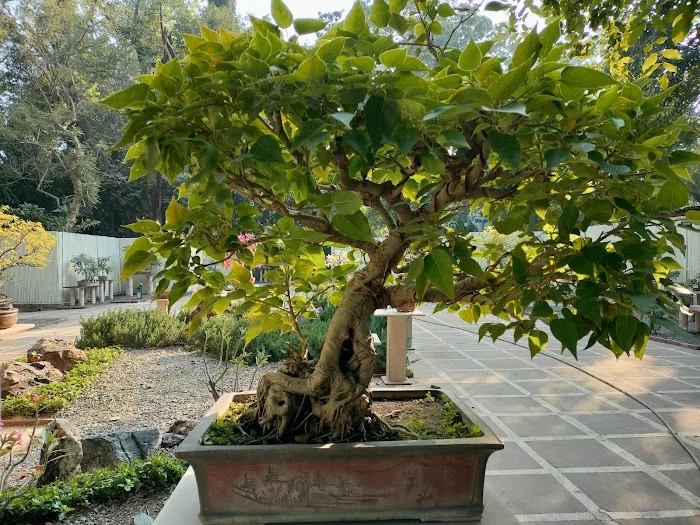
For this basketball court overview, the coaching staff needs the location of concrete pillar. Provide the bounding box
[385,316,409,384]
[79,288,85,307]
[90,286,97,305]
[126,277,133,297]
[108,281,114,300]
[99,281,105,303]
[146,273,154,295]
[69,288,76,307]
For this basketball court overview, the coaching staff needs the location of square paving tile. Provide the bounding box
[567,378,620,394]
[663,410,700,433]
[445,369,502,383]
[516,380,588,396]
[572,414,660,435]
[626,377,700,392]
[486,442,541,470]
[419,350,465,359]
[617,518,700,525]
[680,376,700,387]
[543,394,620,412]
[663,469,700,497]
[665,356,700,366]
[650,367,697,378]
[565,471,696,512]
[475,358,534,369]
[528,439,631,468]
[430,358,485,370]
[497,369,557,381]
[485,474,587,514]
[475,396,552,414]
[499,415,583,437]
[601,392,686,410]
[664,390,700,409]
[610,436,699,465]
[462,382,525,396]
[548,366,592,379]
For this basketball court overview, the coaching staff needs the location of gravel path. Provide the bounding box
[5,346,280,521]
[58,346,279,434]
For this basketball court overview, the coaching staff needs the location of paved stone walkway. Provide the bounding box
[410,310,700,525]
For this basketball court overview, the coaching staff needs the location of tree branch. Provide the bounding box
[384,277,487,308]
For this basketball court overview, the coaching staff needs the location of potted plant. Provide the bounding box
[0,207,55,329]
[112,0,698,521]
[70,254,99,287]
[95,256,111,281]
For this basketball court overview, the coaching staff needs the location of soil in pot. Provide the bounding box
[205,392,483,446]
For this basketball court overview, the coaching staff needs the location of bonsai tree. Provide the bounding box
[110,0,699,441]
[0,206,55,296]
[95,256,111,278]
[70,254,98,283]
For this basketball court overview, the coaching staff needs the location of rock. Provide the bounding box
[38,418,82,486]
[167,419,197,437]
[27,338,87,373]
[1,361,63,397]
[160,432,185,449]
[81,429,162,470]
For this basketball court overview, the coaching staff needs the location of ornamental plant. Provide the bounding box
[0,206,55,295]
[110,0,699,441]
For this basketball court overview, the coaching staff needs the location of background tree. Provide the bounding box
[115,0,698,442]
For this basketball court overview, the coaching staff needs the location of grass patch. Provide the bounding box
[1,347,124,418]
[403,393,482,440]
[0,454,186,523]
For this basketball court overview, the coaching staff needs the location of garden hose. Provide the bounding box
[413,317,700,472]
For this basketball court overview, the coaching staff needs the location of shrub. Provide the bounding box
[2,347,124,418]
[77,308,186,349]
[0,454,186,523]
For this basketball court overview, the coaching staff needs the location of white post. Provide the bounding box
[374,309,424,386]
[126,277,133,297]
[99,282,105,303]
[90,286,97,304]
[68,288,75,307]
[79,288,85,307]
[108,280,114,300]
[146,273,154,295]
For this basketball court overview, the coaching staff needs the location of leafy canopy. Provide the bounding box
[112,0,699,359]
[0,206,55,288]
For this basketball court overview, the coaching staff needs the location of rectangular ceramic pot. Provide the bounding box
[176,386,503,524]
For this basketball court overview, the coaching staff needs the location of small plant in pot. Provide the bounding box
[0,206,55,329]
[95,256,111,281]
[70,254,99,287]
[112,0,698,521]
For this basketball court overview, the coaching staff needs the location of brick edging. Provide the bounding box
[649,335,700,350]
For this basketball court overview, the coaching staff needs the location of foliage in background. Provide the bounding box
[69,254,99,282]
[0,454,186,523]
[1,348,124,418]
[0,207,55,293]
[77,309,186,349]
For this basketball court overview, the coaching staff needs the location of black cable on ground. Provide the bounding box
[413,316,700,471]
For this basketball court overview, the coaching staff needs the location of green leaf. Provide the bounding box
[484,1,509,11]
[331,211,374,242]
[581,199,614,222]
[370,0,391,27]
[458,39,482,71]
[440,129,469,149]
[199,145,219,170]
[558,201,579,240]
[389,0,408,13]
[560,67,618,89]
[330,112,355,129]
[669,150,700,167]
[405,256,424,285]
[120,250,157,280]
[365,95,401,150]
[512,30,541,68]
[345,56,375,73]
[489,57,533,101]
[380,48,407,68]
[424,247,454,300]
[271,0,293,28]
[686,210,700,224]
[576,296,601,326]
[488,129,521,168]
[331,191,364,214]
[539,19,561,55]
[250,135,285,163]
[528,330,548,358]
[393,124,419,155]
[614,315,638,353]
[143,137,160,172]
[482,102,528,116]
[634,323,650,359]
[125,220,161,235]
[317,37,345,62]
[544,148,570,169]
[294,56,327,83]
[102,83,149,110]
[437,3,455,16]
[343,1,367,35]
[550,318,579,356]
[657,179,688,210]
[293,18,327,35]
[165,197,188,227]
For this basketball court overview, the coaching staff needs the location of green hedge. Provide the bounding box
[2,347,124,418]
[0,455,186,524]
[77,308,186,349]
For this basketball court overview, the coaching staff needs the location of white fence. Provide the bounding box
[3,232,142,305]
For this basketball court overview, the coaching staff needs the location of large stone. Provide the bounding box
[81,429,162,470]
[1,361,63,397]
[168,420,197,437]
[161,432,185,449]
[27,338,87,373]
[38,418,83,486]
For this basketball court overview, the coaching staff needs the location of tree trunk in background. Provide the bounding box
[147,172,168,222]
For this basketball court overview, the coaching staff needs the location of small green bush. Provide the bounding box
[2,347,124,418]
[77,308,187,349]
[0,455,186,524]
